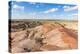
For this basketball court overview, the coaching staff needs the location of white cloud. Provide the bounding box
[29,2,37,5]
[63,6,70,9]
[29,12,36,16]
[64,6,78,11]
[72,13,78,16]
[43,8,58,13]
[13,5,24,10]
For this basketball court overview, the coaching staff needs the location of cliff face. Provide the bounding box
[9,23,77,53]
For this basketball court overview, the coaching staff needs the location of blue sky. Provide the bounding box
[9,1,78,20]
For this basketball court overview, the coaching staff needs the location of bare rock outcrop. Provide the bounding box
[9,23,77,53]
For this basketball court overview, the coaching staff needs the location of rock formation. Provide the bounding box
[9,22,78,53]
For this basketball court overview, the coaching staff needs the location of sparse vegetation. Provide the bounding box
[9,20,78,53]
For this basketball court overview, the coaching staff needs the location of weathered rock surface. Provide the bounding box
[9,23,78,53]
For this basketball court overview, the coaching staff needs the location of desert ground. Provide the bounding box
[9,19,78,53]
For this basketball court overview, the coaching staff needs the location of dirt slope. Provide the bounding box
[9,23,78,53]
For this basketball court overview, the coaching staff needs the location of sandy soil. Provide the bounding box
[9,20,78,53]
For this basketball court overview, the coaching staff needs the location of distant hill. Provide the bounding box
[9,19,78,22]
